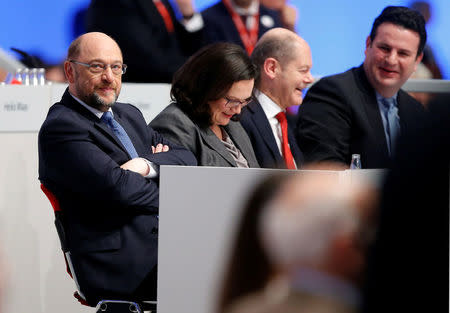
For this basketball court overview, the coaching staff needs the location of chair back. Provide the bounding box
[40,183,88,304]
[40,183,157,311]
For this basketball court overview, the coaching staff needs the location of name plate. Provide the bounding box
[0,85,51,132]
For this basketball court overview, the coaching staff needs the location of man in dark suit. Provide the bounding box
[296,6,426,169]
[240,28,311,169]
[201,0,282,55]
[86,0,203,83]
[38,32,196,305]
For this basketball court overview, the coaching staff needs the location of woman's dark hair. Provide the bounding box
[171,43,256,128]
[216,172,292,313]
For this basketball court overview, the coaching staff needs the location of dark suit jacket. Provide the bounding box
[240,99,304,168]
[149,103,260,167]
[201,1,282,49]
[86,0,202,83]
[296,65,425,169]
[38,89,196,304]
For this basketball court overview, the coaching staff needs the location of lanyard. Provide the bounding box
[222,0,259,55]
[153,0,175,33]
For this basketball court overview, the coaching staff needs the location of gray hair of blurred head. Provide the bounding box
[259,179,359,268]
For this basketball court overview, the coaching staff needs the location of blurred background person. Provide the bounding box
[260,0,297,31]
[223,171,375,313]
[201,0,282,55]
[0,68,6,82]
[409,0,443,79]
[240,28,312,169]
[86,0,203,83]
[150,43,259,167]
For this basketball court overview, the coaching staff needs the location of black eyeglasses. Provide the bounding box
[224,96,253,108]
[69,60,127,75]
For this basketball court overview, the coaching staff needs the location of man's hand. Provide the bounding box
[152,143,169,154]
[120,158,150,177]
[281,5,297,31]
[175,0,195,18]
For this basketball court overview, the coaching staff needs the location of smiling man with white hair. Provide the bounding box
[240,28,312,169]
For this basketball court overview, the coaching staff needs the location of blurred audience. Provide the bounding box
[0,69,6,82]
[240,28,312,169]
[296,6,426,169]
[150,43,259,167]
[409,1,443,78]
[201,0,282,55]
[86,0,203,83]
[72,5,88,39]
[8,48,67,83]
[260,0,297,31]
[222,170,375,313]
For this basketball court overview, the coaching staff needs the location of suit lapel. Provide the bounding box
[287,127,303,165]
[112,111,143,157]
[355,67,389,159]
[218,1,246,47]
[248,99,284,163]
[61,89,131,157]
[94,114,132,158]
[396,91,414,131]
[258,5,271,37]
[199,127,237,166]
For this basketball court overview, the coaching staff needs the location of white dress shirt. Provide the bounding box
[254,89,297,168]
[254,89,283,154]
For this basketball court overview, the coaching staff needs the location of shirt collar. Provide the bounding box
[375,91,398,107]
[70,93,113,119]
[254,89,283,119]
[230,0,259,16]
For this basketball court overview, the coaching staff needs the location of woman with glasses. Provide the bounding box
[150,43,259,167]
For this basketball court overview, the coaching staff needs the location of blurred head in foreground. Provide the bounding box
[222,168,376,313]
[260,172,367,284]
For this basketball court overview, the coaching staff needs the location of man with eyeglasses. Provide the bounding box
[240,28,312,169]
[38,32,196,305]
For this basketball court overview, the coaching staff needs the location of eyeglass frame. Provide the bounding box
[69,60,127,75]
[223,95,253,108]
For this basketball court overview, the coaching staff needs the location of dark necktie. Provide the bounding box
[381,98,400,156]
[101,111,138,159]
[275,112,296,169]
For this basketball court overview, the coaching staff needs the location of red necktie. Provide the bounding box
[275,112,296,169]
[154,0,174,33]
